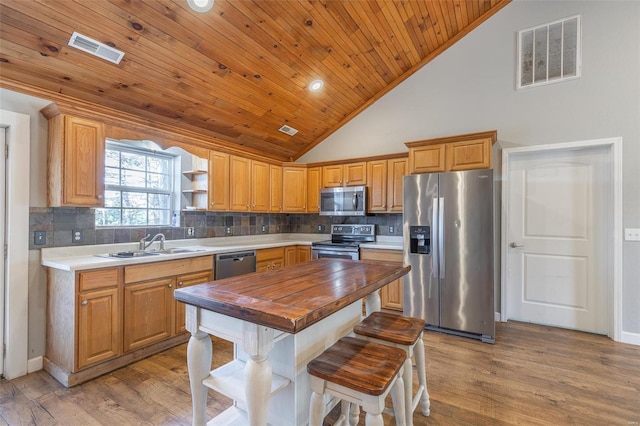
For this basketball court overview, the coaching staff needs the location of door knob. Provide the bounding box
[509,242,523,248]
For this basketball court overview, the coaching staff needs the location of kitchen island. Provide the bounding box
[174,258,410,426]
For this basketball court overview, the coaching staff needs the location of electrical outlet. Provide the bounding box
[389,226,394,234]
[261,225,267,233]
[187,227,195,237]
[317,225,324,232]
[624,228,640,241]
[72,229,83,243]
[34,231,46,245]
[226,226,232,235]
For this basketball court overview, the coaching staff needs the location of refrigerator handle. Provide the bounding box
[439,197,445,278]
[432,197,439,279]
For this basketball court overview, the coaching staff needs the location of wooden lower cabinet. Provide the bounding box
[123,277,174,352]
[360,249,404,311]
[77,272,120,370]
[45,255,213,387]
[284,245,311,266]
[257,247,285,271]
[175,271,213,334]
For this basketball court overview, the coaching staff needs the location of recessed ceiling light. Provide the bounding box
[187,0,214,12]
[309,79,324,92]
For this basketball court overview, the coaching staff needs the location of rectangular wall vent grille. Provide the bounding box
[517,15,581,89]
[68,32,124,65]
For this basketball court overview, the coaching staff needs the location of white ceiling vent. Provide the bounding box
[68,32,124,65]
[278,125,298,136]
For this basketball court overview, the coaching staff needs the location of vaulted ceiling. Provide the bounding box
[0,0,510,162]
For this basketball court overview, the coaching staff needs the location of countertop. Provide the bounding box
[174,258,410,333]
[41,234,404,271]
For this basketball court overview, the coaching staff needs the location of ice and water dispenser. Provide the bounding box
[409,226,431,255]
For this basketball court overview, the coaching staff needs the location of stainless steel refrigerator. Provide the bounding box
[403,169,495,343]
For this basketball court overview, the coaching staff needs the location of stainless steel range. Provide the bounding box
[311,224,376,260]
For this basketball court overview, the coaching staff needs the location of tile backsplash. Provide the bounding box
[29,207,403,249]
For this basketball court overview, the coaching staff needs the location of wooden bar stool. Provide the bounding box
[307,336,407,426]
[354,311,430,426]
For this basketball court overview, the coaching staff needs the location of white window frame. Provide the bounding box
[517,15,582,89]
[95,142,176,227]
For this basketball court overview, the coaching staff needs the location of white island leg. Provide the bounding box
[365,289,381,316]
[185,305,212,426]
[242,322,275,426]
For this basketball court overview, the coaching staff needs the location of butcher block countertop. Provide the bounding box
[174,258,410,334]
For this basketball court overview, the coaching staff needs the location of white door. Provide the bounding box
[0,127,6,377]
[506,145,609,334]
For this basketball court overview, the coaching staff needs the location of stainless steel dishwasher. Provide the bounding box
[214,250,256,279]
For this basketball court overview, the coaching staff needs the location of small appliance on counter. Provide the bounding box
[403,169,495,343]
[311,224,375,260]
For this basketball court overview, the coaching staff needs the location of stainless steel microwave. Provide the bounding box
[319,186,367,216]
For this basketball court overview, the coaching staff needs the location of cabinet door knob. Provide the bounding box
[97,195,103,199]
[81,300,88,306]
[168,283,173,288]
[178,281,183,287]
[211,201,215,206]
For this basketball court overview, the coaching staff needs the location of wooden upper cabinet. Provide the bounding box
[229,155,251,211]
[344,162,366,186]
[367,157,407,213]
[282,166,307,212]
[45,112,105,207]
[307,167,322,213]
[250,160,270,212]
[208,151,230,211]
[322,164,343,188]
[406,130,497,174]
[446,138,492,171]
[409,144,446,174]
[367,160,388,212]
[322,162,367,187]
[387,158,407,212]
[269,164,283,213]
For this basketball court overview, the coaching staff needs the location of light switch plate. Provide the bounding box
[34,231,46,245]
[624,228,640,241]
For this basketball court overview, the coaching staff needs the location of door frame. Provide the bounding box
[0,109,30,379]
[501,137,622,342]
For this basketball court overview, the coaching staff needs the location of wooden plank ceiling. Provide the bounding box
[0,0,510,162]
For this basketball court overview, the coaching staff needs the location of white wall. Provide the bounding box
[299,1,640,336]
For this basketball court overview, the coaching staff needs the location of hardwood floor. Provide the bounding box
[1,321,639,425]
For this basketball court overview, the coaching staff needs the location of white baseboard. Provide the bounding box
[495,312,501,322]
[27,356,43,373]
[621,331,640,346]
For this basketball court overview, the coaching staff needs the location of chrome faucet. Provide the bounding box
[139,233,165,251]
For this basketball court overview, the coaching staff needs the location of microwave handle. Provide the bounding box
[352,192,357,210]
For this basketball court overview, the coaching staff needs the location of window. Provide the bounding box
[517,15,581,89]
[95,143,175,227]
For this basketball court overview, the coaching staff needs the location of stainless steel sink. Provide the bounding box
[107,250,160,258]
[97,247,206,259]
[155,247,206,254]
